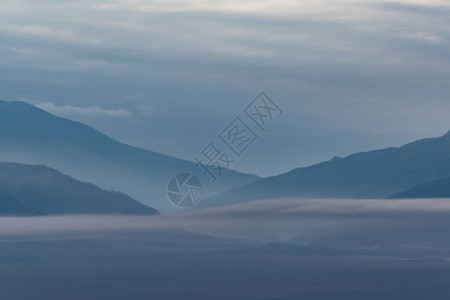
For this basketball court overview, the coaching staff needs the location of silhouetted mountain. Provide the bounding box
[0,191,36,216]
[0,162,157,215]
[390,177,450,199]
[0,100,259,212]
[201,130,450,207]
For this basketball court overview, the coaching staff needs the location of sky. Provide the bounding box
[1,0,450,176]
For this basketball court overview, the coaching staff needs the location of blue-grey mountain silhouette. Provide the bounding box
[0,162,157,215]
[0,191,36,216]
[0,100,259,212]
[390,176,450,199]
[202,130,450,207]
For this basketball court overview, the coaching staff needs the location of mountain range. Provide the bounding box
[0,191,36,216]
[1,98,450,215]
[0,162,157,216]
[0,100,259,213]
[201,130,450,207]
[390,177,450,199]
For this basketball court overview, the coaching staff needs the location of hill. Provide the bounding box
[390,177,450,199]
[0,100,259,212]
[201,130,450,207]
[0,162,157,215]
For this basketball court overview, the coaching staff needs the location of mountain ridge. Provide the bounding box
[0,99,260,213]
[390,176,450,199]
[200,129,450,208]
[0,161,158,215]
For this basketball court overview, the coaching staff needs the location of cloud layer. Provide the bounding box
[3,198,450,238]
[1,0,450,175]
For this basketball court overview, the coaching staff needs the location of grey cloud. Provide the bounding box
[374,2,450,16]
[2,0,450,176]
[36,102,133,118]
[182,198,450,220]
[2,198,450,238]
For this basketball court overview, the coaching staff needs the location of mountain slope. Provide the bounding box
[0,100,259,212]
[390,177,450,199]
[0,191,37,216]
[201,130,450,207]
[0,162,157,215]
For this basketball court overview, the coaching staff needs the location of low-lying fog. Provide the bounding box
[3,198,450,299]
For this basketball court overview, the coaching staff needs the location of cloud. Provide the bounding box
[93,0,450,18]
[2,0,450,176]
[0,25,100,45]
[36,102,132,118]
[187,198,450,219]
[136,105,153,117]
[1,198,450,238]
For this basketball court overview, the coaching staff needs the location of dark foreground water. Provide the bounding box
[1,231,450,300]
[2,205,450,300]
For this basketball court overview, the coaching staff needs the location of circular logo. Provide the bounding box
[167,173,202,208]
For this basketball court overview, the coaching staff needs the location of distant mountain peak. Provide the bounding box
[0,99,44,111]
